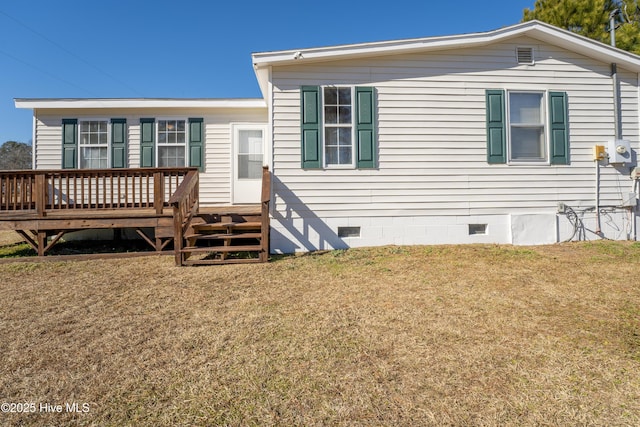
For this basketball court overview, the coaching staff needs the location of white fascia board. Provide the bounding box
[252,20,640,72]
[254,68,270,99]
[14,98,266,110]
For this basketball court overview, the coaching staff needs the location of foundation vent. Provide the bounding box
[338,226,360,238]
[469,224,488,235]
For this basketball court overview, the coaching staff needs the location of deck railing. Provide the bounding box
[0,167,197,216]
[168,169,200,265]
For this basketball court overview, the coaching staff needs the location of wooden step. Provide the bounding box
[181,245,263,253]
[192,221,262,232]
[185,232,262,240]
[199,205,261,216]
[184,258,263,265]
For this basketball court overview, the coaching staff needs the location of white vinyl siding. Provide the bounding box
[270,35,639,218]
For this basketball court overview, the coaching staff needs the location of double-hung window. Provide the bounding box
[79,120,108,168]
[300,85,376,169]
[157,119,186,167]
[486,89,568,165]
[139,118,203,170]
[508,92,545,162]
[323,87,353,166]
[62,118,128,169]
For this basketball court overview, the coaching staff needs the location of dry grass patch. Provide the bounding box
[0,242,639,426]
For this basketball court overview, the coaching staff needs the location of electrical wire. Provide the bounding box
[0,48,99,96]
[562,205,625,242]
[563,206,586,242]
[0,8,142,95]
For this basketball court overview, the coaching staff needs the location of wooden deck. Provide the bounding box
[0,167,271,265]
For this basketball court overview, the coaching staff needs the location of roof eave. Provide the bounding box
[251,20,640,72]
[14,98,267,110]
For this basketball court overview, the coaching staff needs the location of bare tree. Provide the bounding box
[0,141,32,170]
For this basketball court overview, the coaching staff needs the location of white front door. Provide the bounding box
[232,124,265,204]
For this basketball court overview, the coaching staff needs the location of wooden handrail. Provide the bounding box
[169,170,200,266]
[168,170,199,206]
[0,167,198,176]
[261,165,271,203]
[0,167,197,213]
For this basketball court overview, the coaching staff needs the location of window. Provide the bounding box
[323,87,353,166]
[157,119,186,167]
[485,90,568,165]
[139,118,203,169]
[79,120,108,169]
[508,92,545,162]
[300,85,376,169]
[62,118,127,169]
[237,129,263,179]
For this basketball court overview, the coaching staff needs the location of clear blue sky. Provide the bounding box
[0,0,535,144]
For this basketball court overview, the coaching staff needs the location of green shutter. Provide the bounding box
[355,87,376,169]
[140,118,155,168]
[549,91,569,165]
[486,90,506,164]
[111,118,127,168]
[188,118,204,171]
[61,119,77,169]
[300,86,322,168]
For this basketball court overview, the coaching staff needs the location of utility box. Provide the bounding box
[606,139,632,164]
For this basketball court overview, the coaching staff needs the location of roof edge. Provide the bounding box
[14,98,267,110]
[251,20,640,71]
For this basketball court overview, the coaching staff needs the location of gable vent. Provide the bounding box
[516,47,534,65]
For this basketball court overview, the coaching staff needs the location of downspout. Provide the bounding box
[595,159,601,234]
[612,63,621,139]
[610,9,622,140]
[635,73,640,241]
[634,175,638,240]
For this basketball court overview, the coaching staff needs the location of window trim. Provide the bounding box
[155,117,188,168]
[321,85,356,169]
[77,118,110,169]
[506,90,549,165]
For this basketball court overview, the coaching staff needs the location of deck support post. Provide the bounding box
[35,174,46,218]
[36,231,46,257]
[173,207,184,265]
[154,172,164,215]
[260,166,271,262]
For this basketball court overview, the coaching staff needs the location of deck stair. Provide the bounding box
[180,208,266,265]
[170,166,271,266]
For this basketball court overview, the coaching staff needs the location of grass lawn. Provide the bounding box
[0,232,639,426]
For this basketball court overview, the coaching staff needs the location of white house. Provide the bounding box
[15,20,640,253]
